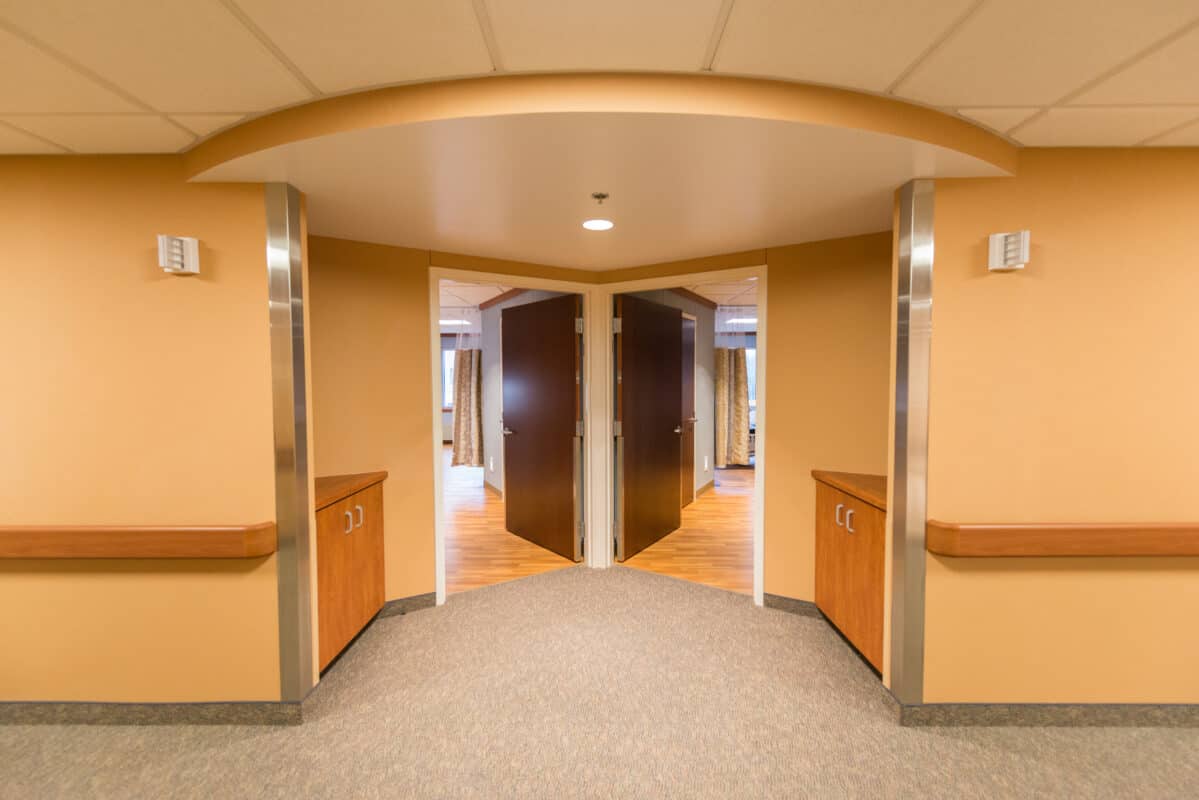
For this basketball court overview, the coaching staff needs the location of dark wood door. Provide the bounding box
[616,294,682,560]
[680,316,696,508]
[502,294,582,561]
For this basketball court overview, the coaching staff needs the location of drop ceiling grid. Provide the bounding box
[231,0,493,94]
[713,0,979,93]
[439,280,510,307]
[483,0,727,72]
[0,0,313,111]
[0,1,1197,152]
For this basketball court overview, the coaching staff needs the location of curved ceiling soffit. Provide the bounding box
[183,73,1019,179]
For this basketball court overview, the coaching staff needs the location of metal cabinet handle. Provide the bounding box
[343,510,353,534]
[835,503,844,526]
[355,504,364,528]
[845,508,855,534]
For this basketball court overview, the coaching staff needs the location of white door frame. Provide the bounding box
[429,264,767,607]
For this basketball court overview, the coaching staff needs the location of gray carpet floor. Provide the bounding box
[2,566,1198,799]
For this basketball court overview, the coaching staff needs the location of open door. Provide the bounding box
[615,294,683,560]
[501,294,583,561]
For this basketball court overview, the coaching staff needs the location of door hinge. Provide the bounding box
[575,420,584,436]
[613,420,622,437]
[612,318,622,334]
[575,317,584,334]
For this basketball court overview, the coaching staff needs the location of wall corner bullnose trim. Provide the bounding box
[265,182,315,704]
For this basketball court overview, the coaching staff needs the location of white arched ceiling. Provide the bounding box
[1,0,1197,153]
[199,111,1003,269]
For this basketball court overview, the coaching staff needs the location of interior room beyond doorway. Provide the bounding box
[439,279,580,593]
[618,278,759,595]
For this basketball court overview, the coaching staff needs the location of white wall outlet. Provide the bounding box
[489,456,495,472]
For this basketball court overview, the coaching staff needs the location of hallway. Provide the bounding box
[443,445,573,594]
[5,567,1194,799]
[624,468,754,594]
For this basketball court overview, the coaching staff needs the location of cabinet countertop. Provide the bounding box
[811,470,887,511]
[315,472,388,511]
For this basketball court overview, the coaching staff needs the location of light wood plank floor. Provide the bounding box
[444,445,754,596]
[623,468,755,595]
[443,445,573,594]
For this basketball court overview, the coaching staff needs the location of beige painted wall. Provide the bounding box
[763,233,893,601]
[925,149,1199,703]
[0,157,280,701]
[309,236,437,601]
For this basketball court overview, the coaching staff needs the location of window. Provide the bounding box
[442,350,456,408]
[745,348,757,407]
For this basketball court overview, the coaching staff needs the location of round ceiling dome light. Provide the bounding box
[583,191,613,231]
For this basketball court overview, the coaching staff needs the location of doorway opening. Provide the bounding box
[437,279,582,595]
[613,278,760,595]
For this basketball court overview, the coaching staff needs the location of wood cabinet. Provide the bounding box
[813,471,886,672]
[315,472,387,671]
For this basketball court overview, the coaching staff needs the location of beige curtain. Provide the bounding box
[451,349,483,467]
[715,347,751,467]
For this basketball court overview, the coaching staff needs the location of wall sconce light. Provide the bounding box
[157,235,200,275]
[988,230,1030,272]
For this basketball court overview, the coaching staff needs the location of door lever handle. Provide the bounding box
[502,427,515,436]
[673,426,682,434]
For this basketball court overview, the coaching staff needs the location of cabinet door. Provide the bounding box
[814,483,844,629]
[839,499,885,671]
[348,483,385,631]
[317,496,356,670]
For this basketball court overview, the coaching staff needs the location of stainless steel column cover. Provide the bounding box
[890,179,934,705]
[265,183,315,702]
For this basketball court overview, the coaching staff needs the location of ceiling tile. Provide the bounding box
[714,0,975,92]
[0,114,195,153]
[1012,107,1199,146]
[688,278,757,305]
[1073,23,1199,105]
[0,120,66,153]
[0,25,138,112]
[235,0,492,94]
[896,1,1199,107]
[168,114,246,138]
[1146,117,1199,146]
[485,0,724,71]
[957,107,1040,135]
[0,0,312,111]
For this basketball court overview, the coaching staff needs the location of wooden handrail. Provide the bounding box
[926,521,1199,558]
[0,522,277,559]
